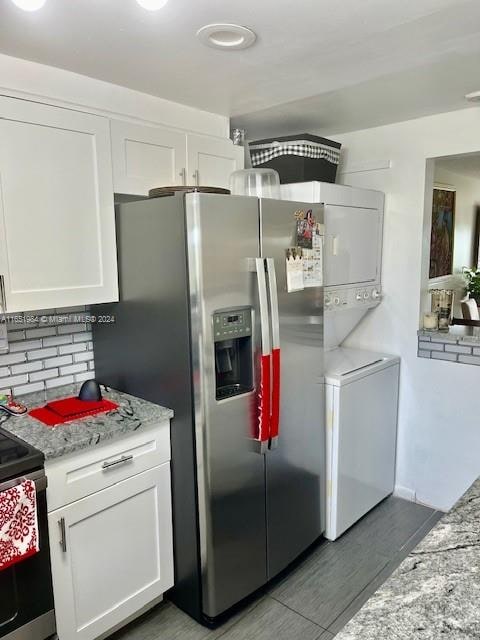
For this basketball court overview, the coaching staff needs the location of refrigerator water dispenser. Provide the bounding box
[213,308,253,401]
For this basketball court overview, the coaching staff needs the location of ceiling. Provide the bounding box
[436,153,480,180]
[1,0,480,136]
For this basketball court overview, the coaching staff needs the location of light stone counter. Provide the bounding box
[335,477,480,639]
[0,383,173,459]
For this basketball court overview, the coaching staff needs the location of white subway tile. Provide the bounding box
[7,330,26,342]
[60,363,87,376]
[2,374,29,387]
[46,375,74,389]
[56,306,86,313]
[0,321,97,396]
[10,361,42,375]
[9,340,42,353]
[74,351,94,363]
[27,348,57,361]
[58,323,87,335]
[43,355,73,368]
[30,368,59,382]
[33,309,56,316]
[73,331,93,343]
[6,317,38,330]
[75,371,95,383]
[14,381,44,396]
[25,327,56,339]
[59,343,86,356]
[0,352,26,366]
[42,335,72,348]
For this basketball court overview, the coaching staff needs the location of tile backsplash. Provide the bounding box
[0,306,95,397]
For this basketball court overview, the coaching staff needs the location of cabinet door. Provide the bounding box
[324,205,382,287]
[0,96,118,312]
[48,464,173,640]
[111,120,187,195]
[187,134,243,189]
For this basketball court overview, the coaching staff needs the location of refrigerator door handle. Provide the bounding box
[255,257,271,453]
[266,258,281,449]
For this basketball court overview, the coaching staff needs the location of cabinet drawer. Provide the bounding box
[46,421,170,511]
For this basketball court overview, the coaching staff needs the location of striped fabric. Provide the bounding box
[250,140,340,167]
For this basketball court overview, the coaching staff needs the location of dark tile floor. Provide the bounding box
[110,497,442,640]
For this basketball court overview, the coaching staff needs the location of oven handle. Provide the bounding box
[0,469,47,494]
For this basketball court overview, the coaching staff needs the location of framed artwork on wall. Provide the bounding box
[429,186,456,279]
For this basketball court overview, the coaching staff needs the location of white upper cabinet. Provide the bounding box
[0,96,118,312]
[187,133,243,190]
[111,120,187,195]
[111,120,244,195]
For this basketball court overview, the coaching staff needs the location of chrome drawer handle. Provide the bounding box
[102,454,133,470]
[58,518,67,553]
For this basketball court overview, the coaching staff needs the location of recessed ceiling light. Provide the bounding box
[197,24,256,51]
[465,91,480,102]
[136,0,168,10]
[11,0,46,10]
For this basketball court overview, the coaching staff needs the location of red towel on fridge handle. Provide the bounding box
[0,479,39,570]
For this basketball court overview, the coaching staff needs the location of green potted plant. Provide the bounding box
[462,267,480,304]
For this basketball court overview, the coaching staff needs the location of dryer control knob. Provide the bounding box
[372,289,381,300]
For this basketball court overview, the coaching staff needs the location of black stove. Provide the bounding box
[0,425,44,482]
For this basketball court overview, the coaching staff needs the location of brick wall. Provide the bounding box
[418,330,480,364]
[0,306,94,397]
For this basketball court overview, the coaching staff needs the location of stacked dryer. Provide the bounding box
[281,182,399,541]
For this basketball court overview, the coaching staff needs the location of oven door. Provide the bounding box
[0,471,55,640]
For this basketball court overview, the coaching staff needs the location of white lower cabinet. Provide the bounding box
[47,423,174,640]
[49,464,173,640]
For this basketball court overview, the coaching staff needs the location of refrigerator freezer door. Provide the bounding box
[185,193,267,620]
[260,199,325,579]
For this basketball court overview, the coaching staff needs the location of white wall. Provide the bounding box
[0,53,229,138]
[329,107,480,511]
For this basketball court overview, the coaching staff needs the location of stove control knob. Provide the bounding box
[372,289,381,300]
[334,296,341,306]
[325,295,332,307]
[363,291,370,300]
[356,292,363,302]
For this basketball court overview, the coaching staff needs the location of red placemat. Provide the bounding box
[29,397,119,427]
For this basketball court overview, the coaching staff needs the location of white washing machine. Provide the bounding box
[324,348,399,540]
[281,181,400,540]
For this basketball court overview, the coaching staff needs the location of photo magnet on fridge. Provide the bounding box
[286,247,304,293]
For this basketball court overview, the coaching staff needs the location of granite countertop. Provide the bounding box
[336,477,480,639]
[0,384,173,460]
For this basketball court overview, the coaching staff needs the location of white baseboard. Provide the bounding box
[394,485,417,502]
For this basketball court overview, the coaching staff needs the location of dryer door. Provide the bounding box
[325,205,381,287]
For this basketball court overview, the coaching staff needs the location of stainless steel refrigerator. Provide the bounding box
[92,192,325,625]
